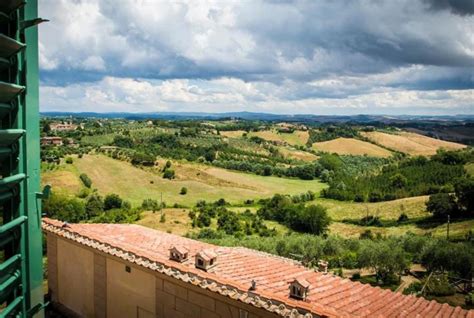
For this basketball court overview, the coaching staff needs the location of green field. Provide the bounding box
[317,196,429,221]
[42,154,326,206]
[329,219,474,239]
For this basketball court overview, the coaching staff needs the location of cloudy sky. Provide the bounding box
[39,0,473,115]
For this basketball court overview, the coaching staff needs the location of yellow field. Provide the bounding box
[361,131,466,156]
[41,165,82,195]
[317,196,429,221]
[312,138,392,158]
[220,130,246,138]
[248,129,309,146]
[278,147,318,162]
[42,155,326,206]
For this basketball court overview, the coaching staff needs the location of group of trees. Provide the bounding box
[43,192,140,224]
[307,125,359,145]
[426,177,474,219]
[322,150,472,202]
[192,231,473,286]
[257,193,331,235]
[109,129,326,180]
[188,199,276,237]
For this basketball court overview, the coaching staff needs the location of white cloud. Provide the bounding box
[41,76,474,115]
[38,0,474,114]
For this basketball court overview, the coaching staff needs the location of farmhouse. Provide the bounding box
[50,121,78,131]
[41,136,63,146]
[43,218,471,318]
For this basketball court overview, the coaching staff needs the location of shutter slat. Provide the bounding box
[0,81,25,103]
[0,34,25,59]
[0,0,25,15]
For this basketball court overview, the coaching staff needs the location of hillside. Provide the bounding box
[312,137,392,157]
[42,154,326,206]
[361,131,466,156]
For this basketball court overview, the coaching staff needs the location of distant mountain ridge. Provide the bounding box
[41,111,474,123]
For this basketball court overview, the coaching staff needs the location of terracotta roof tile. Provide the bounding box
[42,218,472,318]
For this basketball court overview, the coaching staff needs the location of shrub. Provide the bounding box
[403,282,422,295]
[425,274,455,296]
[466,292,474,306]
[397,213,409,223]
[104,193,123,210]
[360,215,382,227]
[196,228,223,239]
[79,173,92,188]
[160,213,166,223]
[197,212,211,227]
[180,187,188,195]
[76,187,91,199]
[142,199,159,212]
[351,272,361,280]
[65,157,73,164]
[163,169,175,179]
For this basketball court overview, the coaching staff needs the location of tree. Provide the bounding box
[85,194,104,218]
[204,150,216,162]
[358,240,409,284]
[43,122,51,133]
[217,211,241,235]
[131,152,155,166]
[454,177,474,214]
[142,199,159,212]
[180,187,187,195]
[390,173,407,188]
[303,205,331,235]
[426,193,457,219]
[197,212,211,227]
[104,193,123,210]
[43,193,85,222]
[113,135,134,148]
[79,173,92,188]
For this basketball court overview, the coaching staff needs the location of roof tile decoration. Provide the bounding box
[42,218,474,318]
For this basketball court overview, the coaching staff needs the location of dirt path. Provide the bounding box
[396,275,419,293]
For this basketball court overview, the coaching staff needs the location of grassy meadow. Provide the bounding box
[42,154,326,206]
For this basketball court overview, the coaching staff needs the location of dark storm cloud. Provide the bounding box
[424,0,474,15]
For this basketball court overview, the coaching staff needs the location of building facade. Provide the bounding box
[43,219,472,318]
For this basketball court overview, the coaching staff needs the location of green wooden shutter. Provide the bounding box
[0,0,45,317]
